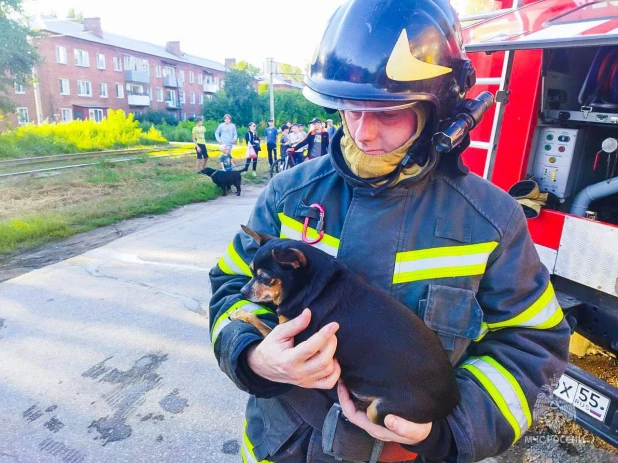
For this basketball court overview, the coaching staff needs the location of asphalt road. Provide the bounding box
[0,187,263,463]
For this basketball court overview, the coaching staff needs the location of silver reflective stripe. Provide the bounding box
[280,223,339,257]
[211,300,265,347]
[396,252,492,273]
[461,357,531,442]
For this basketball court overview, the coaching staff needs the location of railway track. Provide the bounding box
[0,148,194,179]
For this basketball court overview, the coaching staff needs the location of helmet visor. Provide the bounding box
[303,85,436,113]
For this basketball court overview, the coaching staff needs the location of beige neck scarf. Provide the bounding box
[340,104,427,186]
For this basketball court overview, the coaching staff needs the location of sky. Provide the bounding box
[24,0,348,73]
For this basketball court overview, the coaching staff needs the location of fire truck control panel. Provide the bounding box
[532,127,582,199]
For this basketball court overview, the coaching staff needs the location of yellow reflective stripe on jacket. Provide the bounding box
[218,241,252,277]
[460,356,531,443]
[278,213,340,257]
[242,419,273,463]
[393,242,498,284]
[475,283,563,341]
[211,299,273,348]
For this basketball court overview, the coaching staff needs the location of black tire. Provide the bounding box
[270,159,285,178]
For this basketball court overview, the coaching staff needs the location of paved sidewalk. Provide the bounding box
[0,187,262,463]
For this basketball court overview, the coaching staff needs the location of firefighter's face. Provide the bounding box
[344,108,418,155]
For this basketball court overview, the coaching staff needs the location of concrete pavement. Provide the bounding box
[0,186,263,463]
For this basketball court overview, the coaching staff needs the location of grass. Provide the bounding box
[0,152,271,255]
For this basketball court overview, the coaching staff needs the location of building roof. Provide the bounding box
[32,16,226,72]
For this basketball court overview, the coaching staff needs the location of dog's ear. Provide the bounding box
[241,225,276,246]
[272,248,307,269]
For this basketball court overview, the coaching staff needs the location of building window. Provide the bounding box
[56,46,67,64]
[14,82,26,94]
[77,80,92,97]
[124,55,149,73]
[156,88,163,102]
[148,87,153,100]
[100,83,108,98]
[89,108,104,122]
[181,112,187,121]
[59,78,70,95]
[155,65,162,78]
[205,75,212,84]
[190,92,195,104]
[197,74,203,85]
[199,93,204,105]
[179,70,185,82]
[113,57,122,71]
[61,108,73,122]
[191,113,196,119]
[116,84,124,98]
[163,66,175,79]
[189,71,194,84]
[17,107,29,125]
[97,53,106,70]
[166,89,177,106]
[74,49,90,67]
[179,90,185,104]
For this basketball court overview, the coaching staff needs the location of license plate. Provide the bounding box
[553,374,610,422]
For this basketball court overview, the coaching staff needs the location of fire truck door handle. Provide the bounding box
[496,90,510,104]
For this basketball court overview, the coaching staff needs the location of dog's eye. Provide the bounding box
[257,275,275,286]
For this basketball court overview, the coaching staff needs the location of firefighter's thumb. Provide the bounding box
[272,308,312,341]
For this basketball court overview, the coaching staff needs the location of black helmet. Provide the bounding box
[304,0,476,120]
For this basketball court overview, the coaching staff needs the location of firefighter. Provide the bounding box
[209,0,570,461]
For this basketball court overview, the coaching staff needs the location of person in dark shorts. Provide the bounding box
[192,117,208,172]
[264,119,278,168]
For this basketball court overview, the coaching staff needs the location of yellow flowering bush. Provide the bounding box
[0,110,168,158]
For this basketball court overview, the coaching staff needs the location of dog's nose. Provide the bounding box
[240,283,251,299]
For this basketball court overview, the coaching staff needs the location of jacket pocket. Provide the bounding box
[418,284,483,365]
[254,396,305,460]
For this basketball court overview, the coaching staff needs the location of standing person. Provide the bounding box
[287,117,330,160]
[215,114,238,155]
[287,123,305,165]
[279,124,291,162]
[209,0,569,461]
[264,119,278,168]
[218,144,236,171]
[243,122,261,177]
[192,116,208,172]
[326,119,337,140]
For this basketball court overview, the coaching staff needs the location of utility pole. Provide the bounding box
[268,57,275,122]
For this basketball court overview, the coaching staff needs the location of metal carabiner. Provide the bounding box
[302,203,325,245]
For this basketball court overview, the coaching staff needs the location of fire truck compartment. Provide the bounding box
[525,45,618,225]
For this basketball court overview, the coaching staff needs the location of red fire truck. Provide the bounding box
[457,0,618,446]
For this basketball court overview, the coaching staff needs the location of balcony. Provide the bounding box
[165,100,179,110]
[203,83,218,93]
[125,70,150,84]
[163,76,179,88]
[128,94,150,106]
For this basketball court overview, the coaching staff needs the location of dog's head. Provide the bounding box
[239,225,309,308]
[202,167,216,177]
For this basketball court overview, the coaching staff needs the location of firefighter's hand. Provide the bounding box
[337,381,432,445]
[247,308,341,389]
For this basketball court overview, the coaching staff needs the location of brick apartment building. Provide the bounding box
[5,16,227,127]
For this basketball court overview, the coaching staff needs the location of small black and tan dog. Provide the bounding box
[231,225,460,426]
[200,167,242,196]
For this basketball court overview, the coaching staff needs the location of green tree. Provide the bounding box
[278,63,304,83]
[257,87,341,126]
[0,0,41,114]
[234,61,261,78]
[67,8,83,23]
[203,68,263,125]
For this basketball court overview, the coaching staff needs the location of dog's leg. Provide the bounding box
[230,309,273,337]
[366,398,383,425]
[236,180,241,196]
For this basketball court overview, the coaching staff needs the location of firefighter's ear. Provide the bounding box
[241,225,276,246]
[272,248,307,269]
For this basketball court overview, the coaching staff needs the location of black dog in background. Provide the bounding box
[200,167,241,196]
[232,226,460,426]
